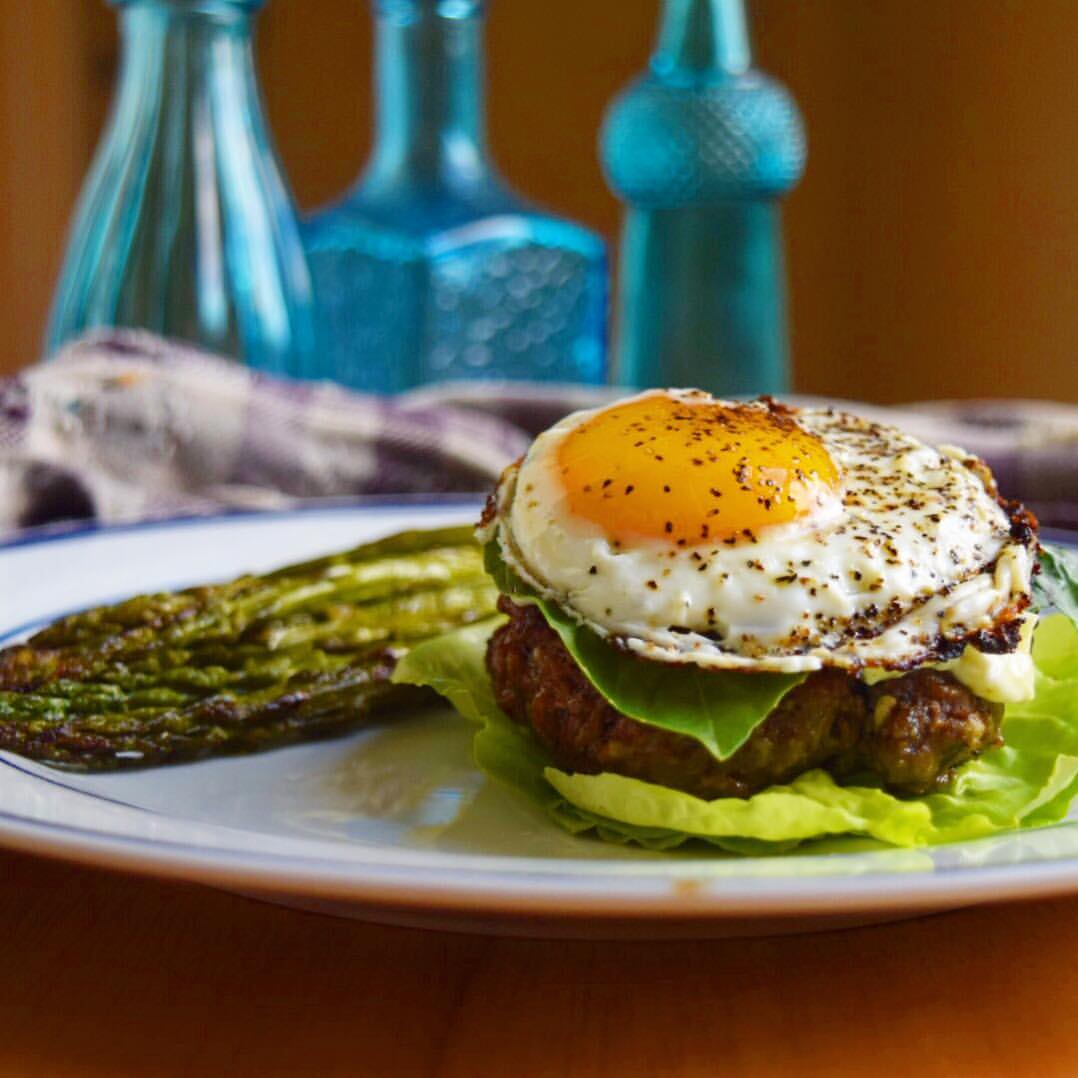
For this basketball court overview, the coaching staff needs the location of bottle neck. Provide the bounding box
[652,0,751,83]
[365,0,490,190]
[112,1,262,118]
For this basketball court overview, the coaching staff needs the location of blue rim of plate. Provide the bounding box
[7,503,1071,551]
[0,493,486,551]
[0,502,1077,918]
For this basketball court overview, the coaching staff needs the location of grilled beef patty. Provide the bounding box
[487,598,1004,798]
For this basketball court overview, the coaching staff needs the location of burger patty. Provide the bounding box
[488,598,1004,799]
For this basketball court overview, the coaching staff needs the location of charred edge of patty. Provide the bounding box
[487,597,1005,801]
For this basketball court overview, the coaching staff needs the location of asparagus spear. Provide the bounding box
[0,526,497,770]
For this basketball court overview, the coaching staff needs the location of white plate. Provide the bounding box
[2,502,1078,939]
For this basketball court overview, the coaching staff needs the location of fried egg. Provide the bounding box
[479,390,1036,695]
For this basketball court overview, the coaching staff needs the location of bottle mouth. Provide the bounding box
[373,0,486,19]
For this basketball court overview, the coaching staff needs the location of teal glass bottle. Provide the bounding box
[601,0,805,394]
[47,0,314,375]
[302,0,607,392]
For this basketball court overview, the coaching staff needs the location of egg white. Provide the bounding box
[481,392,1035,686]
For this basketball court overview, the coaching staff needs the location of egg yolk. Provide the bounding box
[553,394,841,547]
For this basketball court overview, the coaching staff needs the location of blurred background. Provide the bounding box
[3,0,1076,402]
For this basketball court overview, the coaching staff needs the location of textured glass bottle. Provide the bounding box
[302,0,607,392]
[601,0,804,394]
[47,0,314,375]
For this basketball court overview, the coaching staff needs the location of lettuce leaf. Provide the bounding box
[483,541,808,761]
[1035,543,1078,627]
[394,613,1078,853]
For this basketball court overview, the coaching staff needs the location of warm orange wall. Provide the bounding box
[758,0,1078,405]
[4,0,1078,404]
[0,1,108,376]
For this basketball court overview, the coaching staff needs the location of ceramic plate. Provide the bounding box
[3,502,1078,939]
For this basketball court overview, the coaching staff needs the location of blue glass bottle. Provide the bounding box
[47,0,314,376]
[601,0,805,394]
[302,0,607,392]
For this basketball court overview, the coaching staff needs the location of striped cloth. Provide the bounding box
[2,329,1076,535]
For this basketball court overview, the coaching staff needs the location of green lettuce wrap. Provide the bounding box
[393,613,1078,853]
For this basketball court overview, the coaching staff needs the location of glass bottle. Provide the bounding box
[601,0,805,395]
[302,0,607,392]
[47,0,314,376]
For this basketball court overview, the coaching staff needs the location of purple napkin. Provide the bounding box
[2,329,1076,535]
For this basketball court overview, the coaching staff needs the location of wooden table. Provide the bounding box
[2,849,1076,1076]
